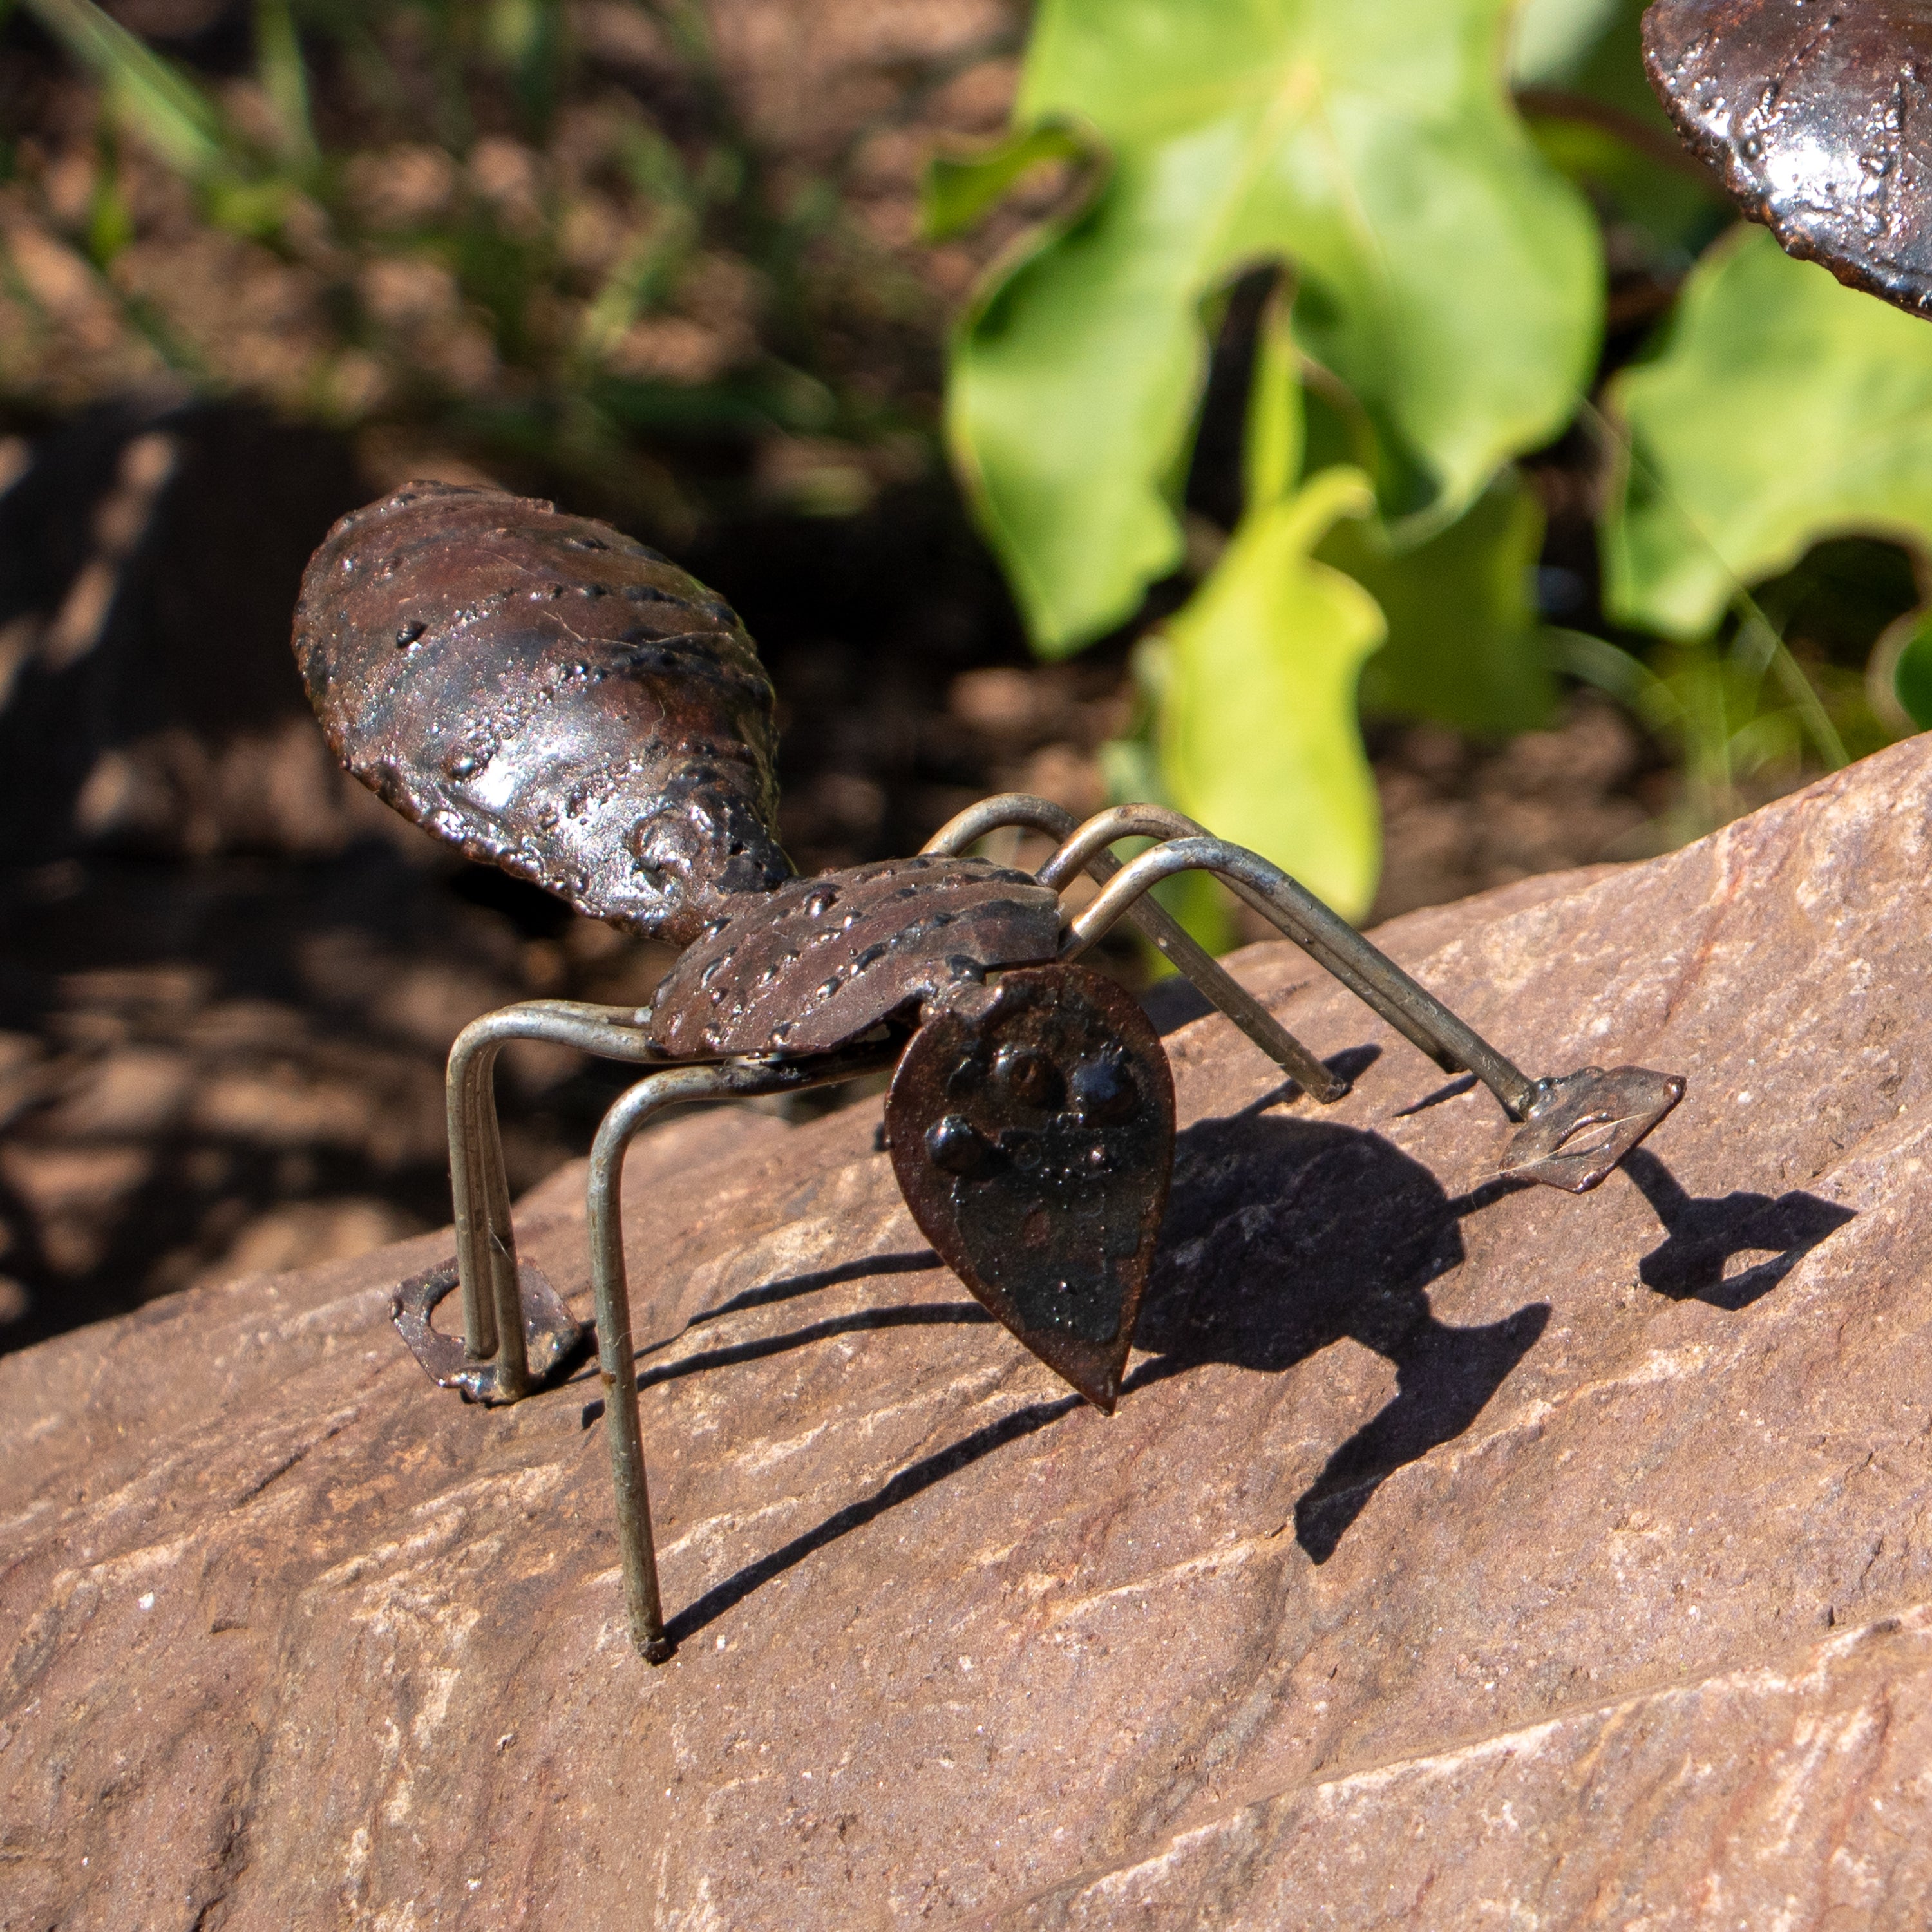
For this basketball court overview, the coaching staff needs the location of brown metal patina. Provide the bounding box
[1643,0,1932,316]
[887,965,1174,1413]
[1502,1065,1689,1194]
[294,484,1689,1663]
[294,480,791,945]
[392,1256,591,1404]
[645,854,1063,1058]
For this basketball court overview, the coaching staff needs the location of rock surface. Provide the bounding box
[4,741,1930,1927]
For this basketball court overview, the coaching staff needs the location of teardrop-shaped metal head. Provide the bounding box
[1644,0,1932,316]
[886,965,1175,1412]
[293,481,792,945]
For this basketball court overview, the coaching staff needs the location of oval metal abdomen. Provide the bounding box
[1645,0,1932,316]
[293,482,791,945]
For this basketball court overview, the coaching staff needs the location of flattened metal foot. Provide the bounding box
[1501,1066,1687,1193]
[393,1258,592,1403]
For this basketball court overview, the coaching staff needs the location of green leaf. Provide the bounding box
[1524,116,1724,264]
[23,0,231,182]
[1511,0,1730,267]
[1159,466,1387,918]
[1331,465,1555,735]
[85,122,135,266]
[1894,611,1932,731]
[253,0,317,166]
[485,0,567,135]
[1242,279,1302,512]
[921,124,1094,243]
[1605,225,1932,640]
[1511,0,1624,84]
[946,0,1600,652]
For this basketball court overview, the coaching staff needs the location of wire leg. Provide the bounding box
[1060,835,1542,1121]
[585,1072,698,1666]
[446,1032,503,1362]
[922,794,1346,1101]
[444,1001,686,1394]
[584,1045,898,1663]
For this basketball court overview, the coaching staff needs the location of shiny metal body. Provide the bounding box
[399,791,1682,1662]
[295,490,1688,1664]
[1645,0,1932,319]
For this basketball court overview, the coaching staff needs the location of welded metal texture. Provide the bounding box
[1502,1065,1689,1193]
[1643,0,1932,316]
[921,793,1350,1104]
[392,1258,590,1404]
[645,854,1063,1058]
[886,964,1175,1414]
[293,481,791,946]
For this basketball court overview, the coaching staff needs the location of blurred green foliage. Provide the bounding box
[1608,228,1932,644]
[932,0,1931,920]
[10,0,1932,933]
[4,0,938,527]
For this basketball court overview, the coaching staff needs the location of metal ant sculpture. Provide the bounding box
[294,482,1684,1662]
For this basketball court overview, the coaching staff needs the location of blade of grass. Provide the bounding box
[254,0,317,167]
[21,0,231,180]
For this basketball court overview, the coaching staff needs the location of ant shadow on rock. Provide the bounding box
[650,1054,1556,1647]
[1619,1148,1853,1311]
[630,1060,1857,1643]
[1122,1096,1549,1564]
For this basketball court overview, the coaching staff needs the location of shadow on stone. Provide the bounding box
[1191,1045,1384,1126]
[1128,1110,1550,1564]
[662,1392,1080,1647]
[632,1108,1552,1630]
[639,1302,991,1395]
[1622,1150,1854,1310]
[578,1250,954,1424]
[601,1115,1852,1630]
[646,1247,942,1354]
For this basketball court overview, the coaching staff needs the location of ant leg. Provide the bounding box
[445,1001,672,1396]
[923,795,1345,1102]
[921,791,1077,859]
[1059,835,1543,1120]
[1066,837,1687,1191]
[585,1043,898,1663]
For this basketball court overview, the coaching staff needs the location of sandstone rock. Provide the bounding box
[4,741,1931,1927]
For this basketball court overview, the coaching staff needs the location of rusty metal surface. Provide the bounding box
[886,963,1175,1412]
[924,793,1350,1103]
[1644,0,1932,316]
[645,855,1063,1058]
[392,1256,590,1404]
[292,481,791,945]
[1502,1065,1688,1193]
